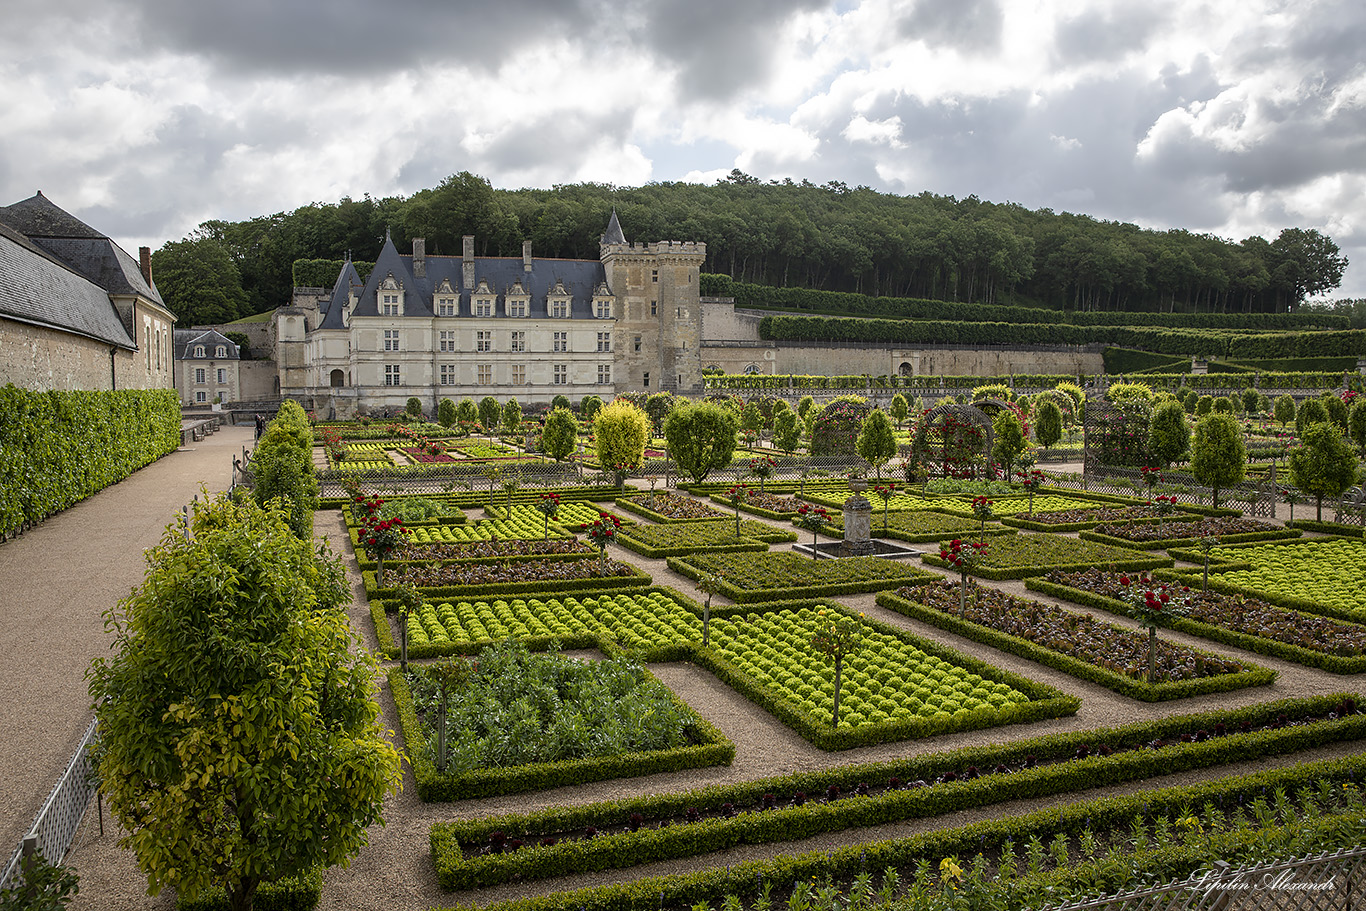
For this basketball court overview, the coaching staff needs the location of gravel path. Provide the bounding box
[51,471,1366,910]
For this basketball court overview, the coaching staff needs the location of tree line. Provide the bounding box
[150,170,1350,327]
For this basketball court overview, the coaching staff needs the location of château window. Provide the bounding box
[650,300,658,316]
[383,329,400,351]
[510,364,526,384]
[216,345,226,357]
[439,330,456,352]
[196,391,207,403]
[551,299,568,318]
[217,368,227,384]
[510,331,525,353]
[595,298,612,318]
[508,299,527,318]
[597,332,611,352]
[384,364,401,386]
[440,364,456,385]
[651,269,658,283]
[195,368,206,384]
[633,336,642,352]
[477,364,493,385]
[475,298,493,317]
[477,331,492,352]
[553,331,568,353]
[643,371,650,388]
[382,293,400,316]
[598,364,611,385]
[194,346,205,358]
[553,364,567,385]
[437,298,456,317]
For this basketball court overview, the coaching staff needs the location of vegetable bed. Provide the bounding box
[920,532,1172,579]
[668,552,940,602]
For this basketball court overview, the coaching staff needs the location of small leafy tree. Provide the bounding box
[580,395,604,422]
[889,393,910,430]
[795,503,831,560]
[1021,468,1046,515]
[535,492,560,539]
[773,408,801,455]
[88,495,401,911]
[740,400,764,438]
[594,400,650,486]
[809,609,863,728]
[478,396,501,433]
[1241,388,1261,414]
[251,401,317,539]
[643,392,676,436]
[1212,396,1234,414]
[1118,574,1188,684]
[393,584,423,672]
[1349,398,1366,456]
[748,455,776,492]
[551,393,572,412]
[406,397,423,418]
[1273,394,1296,429]
[796,395,815,420]
[1295,397,1329,435]
[1147,399,1191,468]
[695,572,724,645]
[939,537,988,616]
[360,513,405,586]
[726,484,749,536]
[585,511,621,568]
[1191,413,1246,509]
[437,398,457,428]
[501,398,522,435]
[1033,399,1063,449]
[1321,393,1350,433]
[872,481,896,533]
[456,398,479,426]
[428,656,476,772]
[971,496,994,543]
[541,408,578,462]
[1288,420,1360,521]
[989,411,1026,481]
[856,409,898,479]
[663,402,738,483]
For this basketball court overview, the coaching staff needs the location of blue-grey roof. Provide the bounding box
[601,209,626,245]
[0,221,136,348]
[322,259,364,317]
[174,328,239,360]
[318,232,610,330]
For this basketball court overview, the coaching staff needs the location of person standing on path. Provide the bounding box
[254,413,264,441]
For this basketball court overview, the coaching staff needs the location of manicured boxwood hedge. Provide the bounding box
[875,587,1276,701]
[1026,574,1366,674]
[667,552,941,603]
[427,746,1366,911]
[176,868,322,911]
[689,599,1078,750]
[813,509,1017,543]
[1079,526,1300,551]
[429,694,1365,891]
[1287,519,1365,538]
[364,561,652,601]
[321,485,620,511]
[389,666,734,801]
[920,533,1172,579]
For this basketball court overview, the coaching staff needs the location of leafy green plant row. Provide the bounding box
[1079,526,1300,551]
[364,561,652,602]
[0,386,181,537]
[1286,519,1365,538]
[811,509,1016,544]
[389,667,734,802]
[875,584,1275,701]
[1166,538,1366,623]
[920,533,1172,580]
[429,738,1366,911]
[320,485,620,511]
[668,552,941,603]
[429,693,1364,892]
[1027,571,1366,674]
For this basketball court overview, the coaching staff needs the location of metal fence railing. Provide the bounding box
[0,717,99,892]
[1039,845,1365,911]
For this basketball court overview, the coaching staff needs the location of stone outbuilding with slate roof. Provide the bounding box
[174,328,241,405]
[0,192,176,392]
[276,217,707,418]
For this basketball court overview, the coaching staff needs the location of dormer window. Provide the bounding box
[551,299,568,318]
[437,297,456,317]
[594,298,612,319]
[507,298,527,318]
[475,298,493,317]
[216,345,226,357]
[379,275,403,315]
[193,345,205,358]
[381,294,400,316]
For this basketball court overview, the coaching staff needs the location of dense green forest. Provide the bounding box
[151,170,1355,328]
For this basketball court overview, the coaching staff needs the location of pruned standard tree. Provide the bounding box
[88,494,402,911]
[1147,399,1191,468]
[1288,421,1361,521]
[664,401,739,483]
[541,407,578,462]
[856,409,898,479]
[1191,412,1246,509]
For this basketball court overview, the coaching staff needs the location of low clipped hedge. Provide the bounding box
[1079,526,1300,551]
[390,666,734,802]
[322,485,620,512]
[364,562,652,601]
[1026,575,1366,674]
[690,599,1078,750]
[429,694,1364,891]
[875,588,1276,701]
[667,552,941,603]
[428,744,1366,911]
[176,868,321,911]
[813,509,1017,543]
[920,533,1172,580]
[1287,518,1365,538]
[707,492,804,520]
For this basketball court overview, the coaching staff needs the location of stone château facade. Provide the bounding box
[276,213,706,419]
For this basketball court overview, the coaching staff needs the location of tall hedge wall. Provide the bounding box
[706,277,1352,331]
[0,386,181,537]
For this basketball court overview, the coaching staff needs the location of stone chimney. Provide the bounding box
[139,246,152,285]
[412,237,426,278]
[523,240,533,274]
[462,235,475,290]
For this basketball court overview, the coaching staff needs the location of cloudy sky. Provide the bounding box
[2,0,1364,297]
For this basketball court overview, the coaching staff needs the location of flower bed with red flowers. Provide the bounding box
[1028,568,1366,673]
[401,446,459,463]
[877,580,1274,700]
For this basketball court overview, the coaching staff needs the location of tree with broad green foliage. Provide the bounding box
[1034,399,1063,449]
[1181,389,1199,414]
[1212,396,1234,414]
[1273,394,1296,429]
[580,395,603,421]
[478,396,501,432]
[501,398,522,435]
[541,408,578,462]
[593,400,649,475]
[455,398,479,426]
[1320,394,1349,433]
[772,408,801,455]
[150,234,250,326]
[1349,398,1366,456]
[87,494,402,911]
[856,409,898,479]
[1242,388,1261,414]
[1295,397,1329,435]
[437,398,457,428]
[643,392,676,435]
[889,393,910,429]
[405,397,423,418]
[664,402,738,483]
[989,410,1027,481]
[1147,399,1191,468]
[551,393,571,412]
[740,400,764,437]
[1195,395,1214,416]
[1288,421,1360,521]
[1191,412,1246,510]
[797,395,814,419]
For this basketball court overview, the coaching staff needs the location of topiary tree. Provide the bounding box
[251,401,317,540]
[1241,388,1261,414]
[456,398,479,426]
[1181,388,1199,414]
[1195,394,1214,416]
[989,410,1027,481]
[406,397,423,418]
[594,400,650,485]
[643,392,676,436]
[797,395,814,419]
[580,395,604,422]
[88,494,402,911]
[889,393,910,430]
[1273,394,1296,429]
[1288,421,1360,521]
[856,409,898,479]
[663,402,738,483]
[437,398,457,428]
[1350,398,1366,456]
[1212,396,1234,414]
[551,393,571,412]
[1296,397,1329,435]
[1191,412,1246,510]
[740,400,764,439]
[772,408,801,455]
[1321,394,1349,433]
[501,398,522,435]
[478,396,501,433]
[541,408,578,462]
[1034,399,1063,449]
[1147,399,1191,468]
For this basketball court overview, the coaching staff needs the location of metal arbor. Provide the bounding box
[911,402,997,478]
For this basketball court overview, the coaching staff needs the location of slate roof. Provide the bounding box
[318,232,611,330]
[174,329,239,360]
[322,258,365,318]
[601,209,626,245]
[0,220,137,348]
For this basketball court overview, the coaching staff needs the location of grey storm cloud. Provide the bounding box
[898,0,1003,54]
[1052,6,1166,66]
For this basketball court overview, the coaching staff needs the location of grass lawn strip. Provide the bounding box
[876,581,1275,701]
[1028,569,1366,674]
[668,551,940,603]
[920,532,1171,579]
[429,694,1364,891]
[1166,538,1366,623]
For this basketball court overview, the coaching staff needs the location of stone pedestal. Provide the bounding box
[842,492,875,556]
